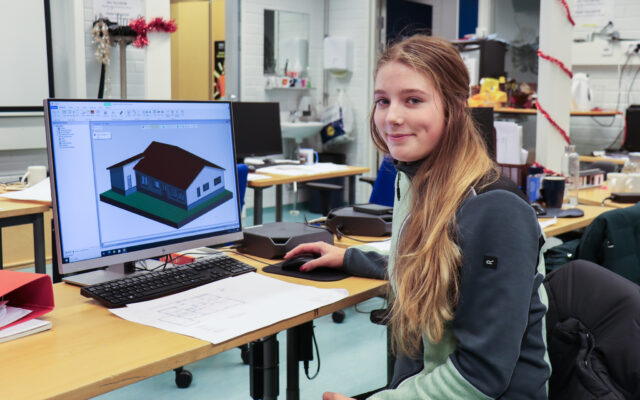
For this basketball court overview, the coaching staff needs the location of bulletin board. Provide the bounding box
[0,0,54,111]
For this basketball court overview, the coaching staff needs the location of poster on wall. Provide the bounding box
[93,0,143,25]
[574,0,614,32]
[213,41,225,100]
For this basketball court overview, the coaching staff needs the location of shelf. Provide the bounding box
[490,107,621,116]
[579,155,628,165]
[265,87,313,91]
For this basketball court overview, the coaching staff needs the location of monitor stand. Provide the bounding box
[62,261,139,287]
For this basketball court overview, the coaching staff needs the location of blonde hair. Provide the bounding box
[370,35,497,355]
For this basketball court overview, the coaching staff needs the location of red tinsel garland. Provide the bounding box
[537,49,573,78]
[558,0,575,26]
[536,102,571,145]
[130,17,177,48]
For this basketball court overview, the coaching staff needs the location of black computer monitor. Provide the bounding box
[231,102,283,160]
[44,99,243,285]
[470,107,496,161]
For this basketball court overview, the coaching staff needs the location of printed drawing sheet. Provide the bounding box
[110,273,349,344]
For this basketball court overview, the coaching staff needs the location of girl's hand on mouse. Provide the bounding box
[322,392,354,400]
[284,242,346,272]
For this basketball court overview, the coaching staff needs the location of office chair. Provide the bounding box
[360,155,397,207]
[575,202,640,285]
[174,164,251,386]
[544,260,640,398]
[237,163,249,211]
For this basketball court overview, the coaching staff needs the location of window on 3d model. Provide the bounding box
[203,182,210,192]
[197,187,201,197]
[214,176,221,185]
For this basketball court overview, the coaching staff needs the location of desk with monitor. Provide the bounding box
[248,166,370,225]
[27,99,385,400]
[0,255,387,400]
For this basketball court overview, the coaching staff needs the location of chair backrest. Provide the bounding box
[544,260,640,399]
[576,203,640,284]
[236,163,249,211]
[369,156,397,207]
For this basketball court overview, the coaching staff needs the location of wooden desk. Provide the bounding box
[578,186,635,208]
[492,107,621,117]
[541,204,613,237]
[331,204,613,244]
[0,198,49,273]
[0,258,386,400]
[248,166,369,225]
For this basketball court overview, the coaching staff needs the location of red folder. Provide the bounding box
[0,270,54,330]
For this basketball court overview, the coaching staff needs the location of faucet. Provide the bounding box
[289,110,299,122]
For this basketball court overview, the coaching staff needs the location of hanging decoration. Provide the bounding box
[129,17,177,49]
[91,18,114,98]
[535,0,575,145]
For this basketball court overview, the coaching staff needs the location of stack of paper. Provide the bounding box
[0,319,52,343]
[495,121,526,165]
[0,178,51,203]
[111,273,348,344]
[257,163,350,176]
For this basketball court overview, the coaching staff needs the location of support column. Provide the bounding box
[144,0,171,99]
[536,0,573,172]
[476,0,495,38]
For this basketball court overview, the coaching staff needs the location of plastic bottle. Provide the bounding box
[562,144,580,207]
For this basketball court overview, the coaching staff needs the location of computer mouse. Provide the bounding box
[531,202,546,216]
[281,252,320,271]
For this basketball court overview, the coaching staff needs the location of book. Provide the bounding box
[0,318,52,343]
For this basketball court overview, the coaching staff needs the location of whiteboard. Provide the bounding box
[0,0,52,110]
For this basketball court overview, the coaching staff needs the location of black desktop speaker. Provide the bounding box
[238,222,333,259]
[325,205,393,237]
[623,105,640,152]
[470,107,496,161]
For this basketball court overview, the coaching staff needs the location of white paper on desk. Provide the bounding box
[110,273,349,344]
[538,217,557,230]
[257,163,350,176]
[0,178,51,203]
[247,173,271,181]
[0,305,32,329]
[495,121,522,164]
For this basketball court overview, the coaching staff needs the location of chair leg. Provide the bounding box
[174,366,193,388]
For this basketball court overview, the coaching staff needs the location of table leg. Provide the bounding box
[348,175,356,205]
[32,213,46,274]
[253,188,264,225]
[276,185,283,222]
[286,329,300,400]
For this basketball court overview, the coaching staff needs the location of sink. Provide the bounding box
[280,121,324,143]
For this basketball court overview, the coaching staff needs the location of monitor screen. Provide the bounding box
[45,99,243,277]
[231,102,283,159]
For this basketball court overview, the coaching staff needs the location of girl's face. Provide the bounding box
[373,61,446,162]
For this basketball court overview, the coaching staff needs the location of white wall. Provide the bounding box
[326,0,377,204]
[84,0,146,99]
[240,0,326,208]
[571,0,640,154]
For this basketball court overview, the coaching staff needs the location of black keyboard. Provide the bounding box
[80,254,257,308]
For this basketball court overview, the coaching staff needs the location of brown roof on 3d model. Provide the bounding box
[108,141,224,190]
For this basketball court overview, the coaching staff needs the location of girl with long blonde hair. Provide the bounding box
[286,35,549,399]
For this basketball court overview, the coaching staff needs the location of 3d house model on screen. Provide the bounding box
[99,141,233,228]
